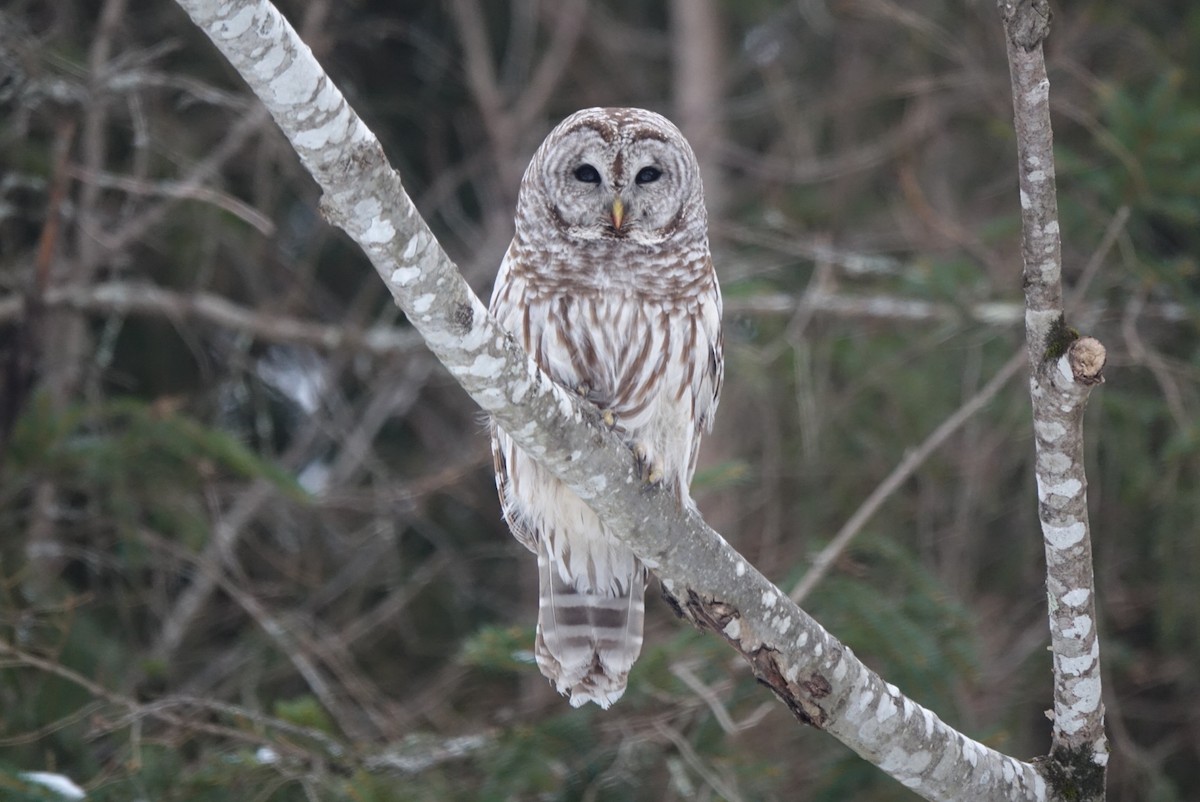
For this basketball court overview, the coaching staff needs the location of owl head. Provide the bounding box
[520,107,706,248]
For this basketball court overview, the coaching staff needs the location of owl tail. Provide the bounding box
[534,547,647,709]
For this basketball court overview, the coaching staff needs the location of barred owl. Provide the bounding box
[490,107,723,708]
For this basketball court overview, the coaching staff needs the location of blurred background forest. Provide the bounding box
[1,0,1198,800]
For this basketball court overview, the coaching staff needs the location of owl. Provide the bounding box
[490,107,723,708]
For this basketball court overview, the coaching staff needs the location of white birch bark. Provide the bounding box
[1000,1,1108,799]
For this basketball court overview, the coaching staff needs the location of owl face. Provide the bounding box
[529,108,703,247]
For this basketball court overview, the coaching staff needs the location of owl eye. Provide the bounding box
[635,166,662,185]
[573,164,601,184]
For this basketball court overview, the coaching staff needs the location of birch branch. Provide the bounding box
[999,1,1108,799]
[172,0,1062,798]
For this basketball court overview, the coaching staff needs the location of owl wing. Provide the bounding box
[489,432,537,553]
[686,263,724,483]
[488,245,540,555]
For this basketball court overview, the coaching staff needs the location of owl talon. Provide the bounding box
[632,442,663,485]
[601,409,616,429]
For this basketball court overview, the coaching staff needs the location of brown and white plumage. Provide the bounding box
[490,107,723,708]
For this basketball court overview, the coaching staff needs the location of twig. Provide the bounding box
[360,732,494,776]
[670,662,740,735]
[9,280,1186,338]
[448,0,585,191]
[512,0,588,130]
[1067,205,1129,311]
[66,165,276,235]
[654,721,746,802]
[1121,290,1189,431]
[727,292,1186,327]
[0,700,105,746]
[151,480,275,662]
[0,637,296,752]
[789,349,1026,603]
[669,661,774,735]
[2,635,490,778]
[787,198,1130,606]
[0,282,422,356]
[98,106,271,257]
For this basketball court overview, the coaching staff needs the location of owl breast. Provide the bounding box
[493,254,720,496]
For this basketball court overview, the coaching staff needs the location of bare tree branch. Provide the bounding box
[448,0,586,190]
[788,199,1129,606]
[65,164,277,235]
[0,282,421,356]
[0,635,492,779]
[790,349,1027,604]
[999,1,1108,798]
[5,277,1186,355]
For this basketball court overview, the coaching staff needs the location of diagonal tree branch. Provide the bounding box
[170,0,1098,799]
[999,0,1108,798]
[789,349,1028,604]
[788,201,1128,607]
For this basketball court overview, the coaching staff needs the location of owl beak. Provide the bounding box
[610,197,625,230]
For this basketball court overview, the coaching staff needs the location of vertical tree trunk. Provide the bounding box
[999,1,1108,799]
[670,0,726,215]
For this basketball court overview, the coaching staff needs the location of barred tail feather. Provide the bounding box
[535,545,646,709]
